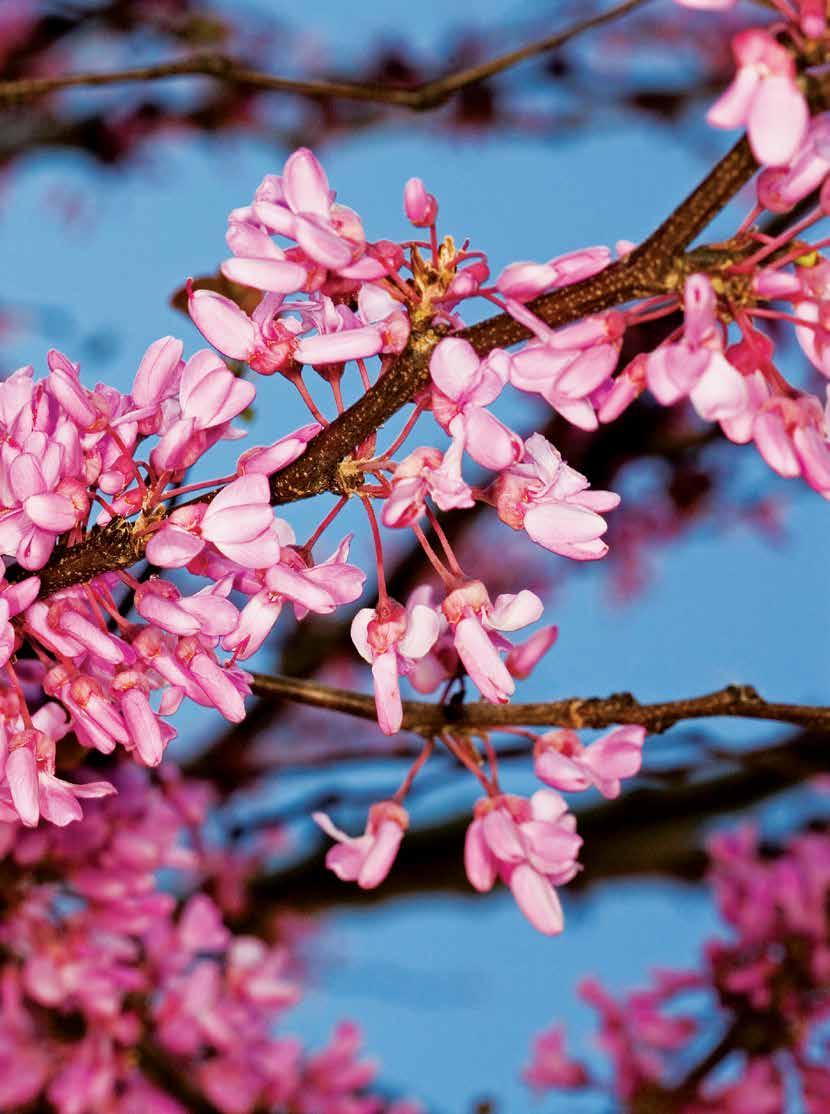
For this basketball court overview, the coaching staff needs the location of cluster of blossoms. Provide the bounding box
[523,824,830,1112]
[0,765,422,1114]
[0,0,829,954]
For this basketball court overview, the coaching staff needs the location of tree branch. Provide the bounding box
[0,1,649,109]
[249,672,830,735]
[25,124,760,599]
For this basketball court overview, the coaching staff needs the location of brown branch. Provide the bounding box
[0,1,650,109]
[25,124,761,599]
[249,673,830,735]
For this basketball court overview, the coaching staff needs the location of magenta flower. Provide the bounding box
[236,421,321,476]
[707,29,808,167]
[1,726,115,828]
[534,725,646,799]
[241,148,387,281]
[313,801,408,889]
[464,790,582,935]
[441,580,543,703]
[0,434,81,570]
[403,177,438,226]
[351,598,441,734]
[147,474,280,570]
[523,1025,589,1092]
[491,432,619,560]
[646,274,748,421]
[381,443,474,528]
[429,338,522,471]
[188,286,304,375]
[509,312,625,430]
[496,245,611,301]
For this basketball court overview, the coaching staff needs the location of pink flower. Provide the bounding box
[707,29,808,167]
[523,1025,589,1092]
[646,275,748,421]
[147,475,280,570]
[0,436,81,570]
[509,312,625,430]
[490,432,619,560]
[441,580,543,703]
[429,338,522,471]
[757,116,830,213]
[496,246,611,301]
[381,444,474,527]
[188,286,305,375]
[236,422,321,476]
[351,598,441,734]
[313,801,408,888]
[1,728,115,828]
[243,148,386,281]
[403,177,438,226]
[464,790,582,935]
[534,725,646,799]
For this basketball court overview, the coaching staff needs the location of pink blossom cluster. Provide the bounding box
[0,765,422,1114]
[3,74,830,942]
[523,824,830,1112]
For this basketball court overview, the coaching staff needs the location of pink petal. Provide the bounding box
[221,256,307,293]
[454,616,514,703]
[132,336,183,408]
[294,214,353,270]
[482,809,525,863]
[464,818,497,892]
[23,493,77,533]
[146,525,205,569]
[358,819,403,888]
[7,747,39,827]
[189,289,256,361]
[371,650,403,736]
[397,604,441,660]
[282,147,332,216]
[748,76,808,167]
[429,338,482,400]
[462,408,523,471]
[707,66,760,130]
[295,325,384,365]
[488,590,543,632]
[508,863,565,935]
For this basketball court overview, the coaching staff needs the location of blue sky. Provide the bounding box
[2,2,828,1109]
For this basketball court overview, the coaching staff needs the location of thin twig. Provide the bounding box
[0,1,650,109]
[249,673,830,736]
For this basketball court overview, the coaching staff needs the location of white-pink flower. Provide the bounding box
[351,598,441,734]
[313,801,408,889]
[534,725,646,799]
[464,790,582,935]
[707,29,808,167]
[441,580,544,703]
[429,338,522,471]
[491,433,619,560]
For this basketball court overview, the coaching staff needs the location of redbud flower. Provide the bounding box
[534,725,646,799]
[313,801,408,888]
[403,177,438,226]
[646,274,748,421]
[441,580,543,703]
[351,598,441,734]
[707,29,808,166]
[464,790,582,935]
[429,338,522,471]
[523,1025,589,1092]
[491,432,619,560]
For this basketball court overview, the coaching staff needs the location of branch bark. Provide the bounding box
[25,128,759,599]
[0,1,649,109]
[249,672,830,735]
